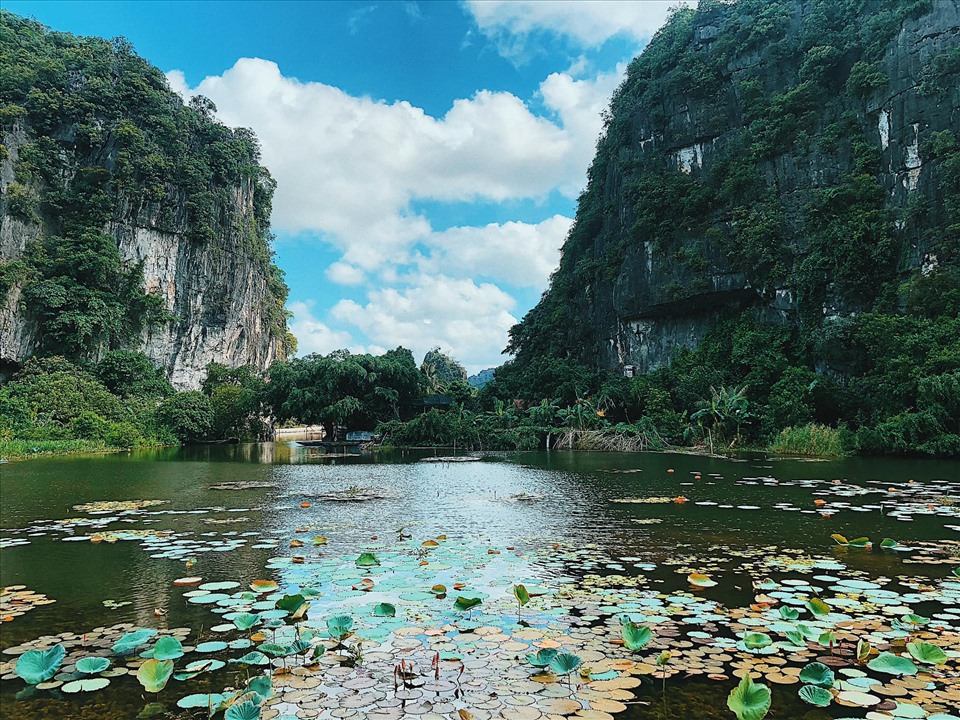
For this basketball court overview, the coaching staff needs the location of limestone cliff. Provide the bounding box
[508,0,960,374]
[0,13,289,388]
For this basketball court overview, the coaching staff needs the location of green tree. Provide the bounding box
[157,391,214,442]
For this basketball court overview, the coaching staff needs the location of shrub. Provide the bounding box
[105,421,143,448]
[770,423,845,456]
[69,411,110,441]
[157,391,214,442]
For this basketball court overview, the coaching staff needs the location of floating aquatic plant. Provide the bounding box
[15,644,65,684]
[621,618,652,651]
[906,640,947,665]
[727,672,771,720]
[867,651,919,676]
[798,684,832,707]
[75,656,110,675]
[137,659,174,693]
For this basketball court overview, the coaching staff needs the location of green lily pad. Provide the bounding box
[868,652,918,676]
[15,645,66,684]
[373,602,396,617]
[225,700,262,720]
[232,613,261,630]
[799,662,834,688]
[75,657,110,675]
[727,672,771,720]
[62,677,110,693]
[229,651,270,666]
[513,584,530,606]
[137,659,174,693]
[526,648,559,667]
[355,552,380,567]
[806,597,830,616]
[177,693,228,709]
[113,629,157,654]
[743,632,772,650]
[798,684,832,707]
[453,596,482,612]
[621,619,652,651]
[779,606,799,620]
[906,641,947,665]
[151,637,184,661]
[548,652,582,675]
[326,615,354,640]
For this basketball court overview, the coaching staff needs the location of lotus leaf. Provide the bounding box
[806,598,830,616]
[373,602,396,617]
[275,594,305,613]
[246,675,273,701]
[15,645,66,684]
[880,537,898,549]
[798,662,834,688]
[288,639,311,656]
[430,584,447,596]
[900,613,929,626]
[784,630,805,647]
[868,652,918,676]
[548,652,582,675]
[687,572,717,587]
[513,584,530,606]
[906,641,947,665]
[830,534,848,545]
[225,700,262,720]
[818,631,836,648]
[453,596,482,612]
[232,613,261,630]
[195,641,228,653]
[326,615,354,640]
[177,693,228,709]
[798,684,832,707]
[62,678,110,693]
[152,636,184,661]
[727,672,771,720]
[743,632,772,650]
[525,648,559,667]
[779,606,799,620]
[356,552,380,567]
[856,639,872,663]
[256,643,288,657]
[249,580,278,593]
[75,657,110,675]
[621,619,652,651]
[848,537,872,548]
[229,652,270,666]
[137,659,174,693]
[112,628,157,654]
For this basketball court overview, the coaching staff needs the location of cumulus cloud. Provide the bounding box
[287,301,360,356]
[331,275,517,373]
[165,49,625,368]
[419,215,571,288]
[465,0,689,50]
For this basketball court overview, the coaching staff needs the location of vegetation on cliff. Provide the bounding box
[498,0,960,457]
[0,11,291,360]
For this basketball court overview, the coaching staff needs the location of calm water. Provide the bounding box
[1,445,958,719]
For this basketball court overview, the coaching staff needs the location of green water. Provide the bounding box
[0,445,957,719]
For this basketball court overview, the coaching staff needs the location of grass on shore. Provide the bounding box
[0,439,114,459]
[768,423,846,457]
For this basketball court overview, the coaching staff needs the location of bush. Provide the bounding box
[69,411,110,441]
[769,424,846,456]
[105,421,143,448]
[156,391,214,442]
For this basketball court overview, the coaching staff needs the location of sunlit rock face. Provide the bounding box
[518,0,959,373]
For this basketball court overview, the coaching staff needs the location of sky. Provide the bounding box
[7,0,685,374]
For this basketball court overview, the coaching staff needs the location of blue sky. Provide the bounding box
[8,0,681,372]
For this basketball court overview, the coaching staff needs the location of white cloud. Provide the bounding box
[420,215,571,288]
[287,301,361,356]
[330,275,517,373]
[165,58,617,270]
[465,0,688,49]
[326,261,366,286]
[165,49,627,369]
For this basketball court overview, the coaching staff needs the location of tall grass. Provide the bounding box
[769,424,845,456]
[0,439,110,459]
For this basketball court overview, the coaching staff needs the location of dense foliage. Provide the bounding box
[267,349,425,440]
[501,0,960,457]
[0,12,289,359]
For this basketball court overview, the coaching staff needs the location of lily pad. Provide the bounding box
[799,662,834,688]
[137,659,174,693]
[61,677,110,693]
[177,693,228,709]
[621,619,652,651]
[548,652,582,675]
[798,684,832,707]
[867,652,918,676]
[727,672,771,720]
[151,636,184,661]
[75,657,110,675]
[906,641,947,665]
[15,645,66,684]
[373,602,396,617]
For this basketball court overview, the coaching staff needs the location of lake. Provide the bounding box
[1,445,958,720]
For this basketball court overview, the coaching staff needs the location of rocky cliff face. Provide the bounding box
[508,0,960,373]
[0,14,289,388]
